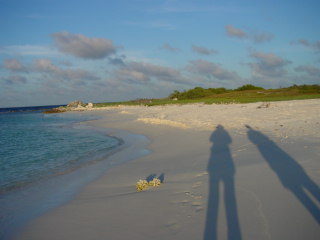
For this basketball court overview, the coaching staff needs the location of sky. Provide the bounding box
[0,0,320,107]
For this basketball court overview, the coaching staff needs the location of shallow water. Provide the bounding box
[0,110,150,240]
[0,111,120,193]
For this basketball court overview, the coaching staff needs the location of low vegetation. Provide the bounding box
[83,84,320,108]
[235,84,265,91]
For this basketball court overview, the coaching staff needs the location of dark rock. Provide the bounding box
[43,107,67,114]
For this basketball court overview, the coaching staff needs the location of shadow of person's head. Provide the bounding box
[210,125,231,145]
[245,125,269,145]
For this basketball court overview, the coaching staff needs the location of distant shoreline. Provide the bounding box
[0,105,66,114]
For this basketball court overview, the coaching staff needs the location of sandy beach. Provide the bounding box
[15,99,320,240]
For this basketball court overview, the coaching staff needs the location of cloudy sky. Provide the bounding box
[1,0,319,107]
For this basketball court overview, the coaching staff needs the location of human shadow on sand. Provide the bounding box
[204,125,242,240]
[246,125,320,223]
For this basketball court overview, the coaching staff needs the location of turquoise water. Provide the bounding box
[0,110,125,239]
[0,111,121,193]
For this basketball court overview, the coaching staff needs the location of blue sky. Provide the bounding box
[1,0,319,107]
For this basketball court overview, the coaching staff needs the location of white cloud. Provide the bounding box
[33,58,99,82]
[225,25,274,43]
[225,25,247,39]
[253,32,274,43]
[33,59,58,72]
[3,59,28,72]
[294,65,320,76]
[52,32,118,59]
[295,39,320,52]
[161,43,180,53]
[192,45,218,55]
[249,51,291,77]
[113,61,186,83]
[188,59,239,80]
[115,68,149,82]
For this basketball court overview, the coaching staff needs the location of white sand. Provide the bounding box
[15,99,320,240]
[86,99,320,138]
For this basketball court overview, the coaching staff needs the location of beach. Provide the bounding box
[15,99,320,240]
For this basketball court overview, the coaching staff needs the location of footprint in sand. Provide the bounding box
[165,221,181,234]
[192,201,204,212]
[192,181,202,188]
[196,172,208,178]
[184,190,204,212]
[170,173,207,216]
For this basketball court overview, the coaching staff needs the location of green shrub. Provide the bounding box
[235,84,264,91]
[169,87,228,100]
[208,87,228,94]
[169,90,181,99]
[288,84,320,93]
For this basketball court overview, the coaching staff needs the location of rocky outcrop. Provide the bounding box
[43,106,67,114]
[44,101,94,114]
[86,102,93,108]
[67,100,86,108]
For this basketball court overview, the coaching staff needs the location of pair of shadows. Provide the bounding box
[204,125,320,240]
[146,173,165,183]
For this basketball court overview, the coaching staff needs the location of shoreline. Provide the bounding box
[14,99,320,239]
[1,114,151,240]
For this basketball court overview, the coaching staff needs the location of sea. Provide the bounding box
[0,105,144,239]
